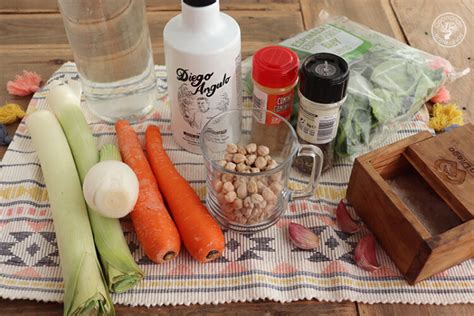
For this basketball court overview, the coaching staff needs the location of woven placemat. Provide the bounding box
[0,62,472,306]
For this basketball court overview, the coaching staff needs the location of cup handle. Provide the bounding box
[290,144,324,200]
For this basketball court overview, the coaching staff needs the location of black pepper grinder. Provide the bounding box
[295,53,349,173]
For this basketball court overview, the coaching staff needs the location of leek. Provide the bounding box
[47,84,143,293]
[98,143,144,291]
[26,110,113,315]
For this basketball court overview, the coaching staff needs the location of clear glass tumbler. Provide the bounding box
[58,0,157,122]
[200,109,324,233]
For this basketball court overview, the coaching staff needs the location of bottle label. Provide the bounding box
[253,85,294,125]
[167,49,242,153]
[297,99,341,144]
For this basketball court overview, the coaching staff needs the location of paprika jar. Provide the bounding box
[252,46,299,124]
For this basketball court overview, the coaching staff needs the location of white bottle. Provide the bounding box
[164,0,241,153]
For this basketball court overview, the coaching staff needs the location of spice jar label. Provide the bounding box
[297,101,340,144]
[253,85,294,124]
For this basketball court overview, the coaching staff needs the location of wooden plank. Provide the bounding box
[299,0,405,41]
[358,303,474,316]
[391,0,473,122]
[0,0,300,13]
[0,11,303,49]
[0,298,357,316]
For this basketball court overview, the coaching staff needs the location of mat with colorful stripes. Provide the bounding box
[0,63,472,306]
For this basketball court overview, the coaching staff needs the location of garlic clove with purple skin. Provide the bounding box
[354,234,381,272]
[288,222,320,250]
[336,199,360,234]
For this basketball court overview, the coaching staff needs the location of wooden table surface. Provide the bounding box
[0,0,472,315]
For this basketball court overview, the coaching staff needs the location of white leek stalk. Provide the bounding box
[26,110,113,315]
[47,84,143,293]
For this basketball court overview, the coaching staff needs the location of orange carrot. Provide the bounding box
[145,125,225,263]
[115,120,181,263]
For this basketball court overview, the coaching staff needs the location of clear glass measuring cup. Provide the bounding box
[200,109,324,233]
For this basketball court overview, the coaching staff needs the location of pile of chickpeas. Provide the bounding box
[213,143,284,225]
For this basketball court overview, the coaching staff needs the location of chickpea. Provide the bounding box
[249,207,263,220]
[236,184,248,199]
[250,167,260,173]
[217,160,227,167]
[245,143,257,154]
[236,162,248,173]
[254,156,267,170]
[225,162,236,171]
[213,180,223,193]
[257,145,270,156]
[234,213,246,224]
[266,160,278,170]
[222,181,234,193]
[224,191,237,203]
[226,143,238,154]
[263,204,275,217]
[221,173,234,183]
[232,198,243,209]
[241,207,252,218]
[270,171,282,182]
[251,193,266,208]
[243,196,254,208]
[259,176,269,185]
[233,178,246,189]
[233,153,246,164]
[246,154,257,166]
[217,193,226,204]
[247,180,258,194]
[262,187,277,203]
[247,218,258,225]
[224,153,234,162]
[269,181,283,194]
[256,180,266,193]
[237,145,247,155]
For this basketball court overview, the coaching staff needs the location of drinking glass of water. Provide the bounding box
[58,0,157,122]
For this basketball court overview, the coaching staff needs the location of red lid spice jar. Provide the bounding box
[252,46,299,124]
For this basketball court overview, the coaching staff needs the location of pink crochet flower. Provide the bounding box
[431,86,451,104]
[6,71,42,96]
[429,57,450,75]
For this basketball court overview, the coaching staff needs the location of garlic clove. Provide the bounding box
[288,222,320,250]
[336,199,360,234]
[354,235,381,272]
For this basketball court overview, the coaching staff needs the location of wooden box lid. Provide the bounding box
[404,124,474,221]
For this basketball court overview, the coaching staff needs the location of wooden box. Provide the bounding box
[347,124,474,284]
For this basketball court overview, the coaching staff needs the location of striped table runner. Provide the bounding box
[0,62,472,306]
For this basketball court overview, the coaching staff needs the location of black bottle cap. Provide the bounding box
[299,53,349,104]
[183,0,216,7]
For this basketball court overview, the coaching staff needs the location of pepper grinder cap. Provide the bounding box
[299,53,349,104]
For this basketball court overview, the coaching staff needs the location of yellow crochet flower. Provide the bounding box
[0,103,26,124]
[429,103,464,132]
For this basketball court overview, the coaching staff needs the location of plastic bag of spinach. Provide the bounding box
[242,11,469,157]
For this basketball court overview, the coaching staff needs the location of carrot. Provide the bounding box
[145,125,225,263]
[115,120,181,263]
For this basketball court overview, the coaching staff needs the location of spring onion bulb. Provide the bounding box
[26,110,113,315]
[47,84,143,293]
